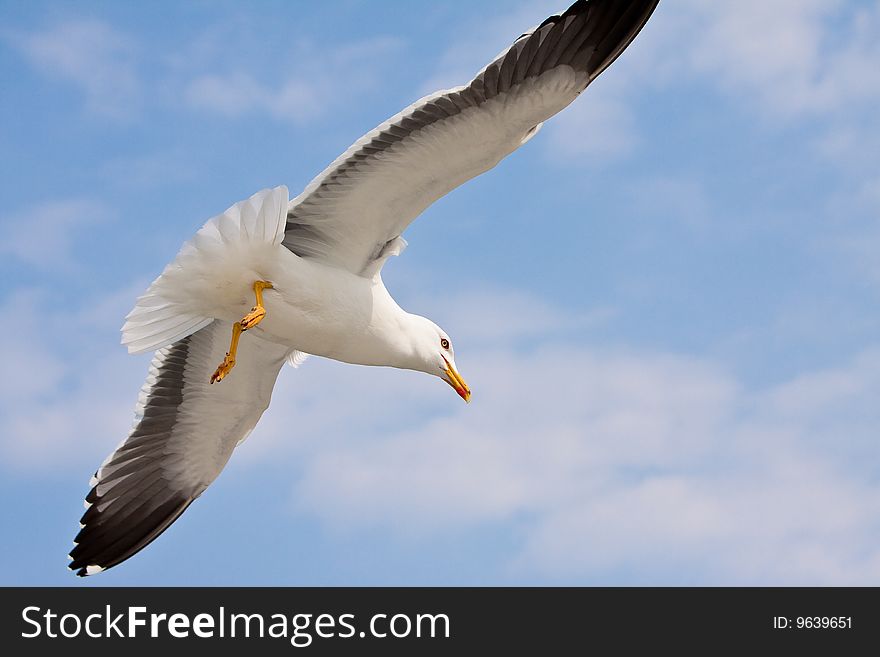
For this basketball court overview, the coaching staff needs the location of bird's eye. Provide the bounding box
[440,338,450,350]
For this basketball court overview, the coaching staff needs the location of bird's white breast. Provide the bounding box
[254,248,381,361]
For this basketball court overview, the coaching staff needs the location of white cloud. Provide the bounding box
[546,82,638,161]
[7,19,141,118]
[627,175,713,233]
[424,286,615,346]
[842,228,880,290]
[1,353,138,472]
[0,290,66,403]
[290,345,735,527]
[180,35,404,122]
[245,289,879,585]
[413,0,880,175]
[287,339,880,584]
[99,149,199,190]
[0,199,108,271]
[3,274,879,583]
[637,1,880,295]
[184,73,323,122]
[812,137,880,290]
[656,0,880,118]
[7,16,404,124]
[543,0,880,164]
[0,283,146,473]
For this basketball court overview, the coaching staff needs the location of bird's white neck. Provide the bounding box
[358,280,428,372]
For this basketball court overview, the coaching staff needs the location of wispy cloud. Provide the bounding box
[0,199,108,271]
[247,291,880,584]
[99,149,199,190]
[6,16,404,125]
[424,286,615,346]
[6,19,141,119]
[288,339,880,584]
[4,1,879,586]
[184,73,324,123]
[0,283,146,472]
[813,137,880,291]
[180,35,404,123]
[546,81,639,161]
[651,0,880,118]
[3,263,879,584]
[551,1,880,163]
[841,224,880,291]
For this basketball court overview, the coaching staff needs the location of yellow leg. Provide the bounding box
[240,280,273,330]
[210,280,273,384]
[210,321,242,384]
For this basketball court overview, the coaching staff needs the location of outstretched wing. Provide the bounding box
[283,0,660,276]
[68,321,290,576]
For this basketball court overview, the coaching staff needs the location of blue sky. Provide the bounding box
[2,0,879,585]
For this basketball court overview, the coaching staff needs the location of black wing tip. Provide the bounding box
[68,484,195,578]
[67,561,103,577]
[68,543,108,577]
[68,333,201,578]
[563,0,661,79]
[493,0,660,92]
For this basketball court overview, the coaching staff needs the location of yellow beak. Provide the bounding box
[442,356,471,403]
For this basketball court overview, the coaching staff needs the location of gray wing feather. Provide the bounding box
[283,0,660,275]
[68,321,290,576]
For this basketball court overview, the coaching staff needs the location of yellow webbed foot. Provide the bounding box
[210,353,235,384]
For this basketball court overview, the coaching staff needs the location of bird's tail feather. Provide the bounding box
[122,186,289,354]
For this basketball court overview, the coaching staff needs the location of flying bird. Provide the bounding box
[69,0,660,576]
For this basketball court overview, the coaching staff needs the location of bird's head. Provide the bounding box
[410,316,471,403]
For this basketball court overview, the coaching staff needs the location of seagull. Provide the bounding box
[69,0,660,577]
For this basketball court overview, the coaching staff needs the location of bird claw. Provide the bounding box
[210,353,235,384]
